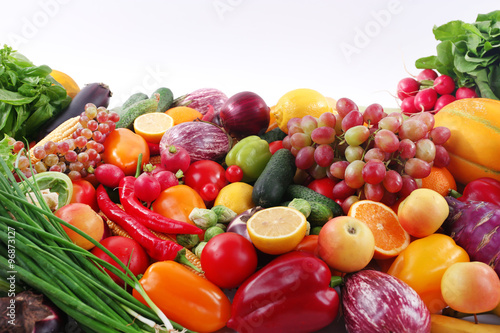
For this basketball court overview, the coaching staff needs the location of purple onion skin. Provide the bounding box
[443,196,500,276]
[342,269,431,333]
[160,121,231,162]
[179,88,228,115]
[220,91,270,137]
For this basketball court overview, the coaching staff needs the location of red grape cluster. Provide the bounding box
[397,69,477,115]
[31,103,120,180]
[282,97,451,208]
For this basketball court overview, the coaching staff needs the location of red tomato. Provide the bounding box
[307,177,338,200]
[91,236,150,286]
[269,140,284,154]
[184,160,228,196]
[201,233,258,289]
[225,165,244,183]
[102,128,150,176]
[70,179,99,212]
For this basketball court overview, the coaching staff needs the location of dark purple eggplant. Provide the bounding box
[342,269,431,333]
[38,82,112,140]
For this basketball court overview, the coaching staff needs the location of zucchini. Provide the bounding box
[151,87,174,112]
[252,149,296,208]
[284,184,343,217]
[115,96,159,129]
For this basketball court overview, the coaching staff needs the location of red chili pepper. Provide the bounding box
[119,176,203,235]
[227,251,340,333]
[457,177,500,206]
[96,184,182,261]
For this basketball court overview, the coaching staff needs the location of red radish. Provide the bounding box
[94,163,125,188]
[456,86,478,99]
[416,69,438,82]
[160,145,191,174]
[153,170,179,191]
[397,78,420,100]
[400,96,418,114]
[433,75,455,95]
[134,173,161,203]
[434,94,456,111]
[414,88,437,111]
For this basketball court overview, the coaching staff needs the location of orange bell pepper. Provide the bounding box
[387,233,469,314]
[133,260,231,333]
[151,184,206,224]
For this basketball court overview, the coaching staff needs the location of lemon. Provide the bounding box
[50,69,80,99]
[272,88,334,133]
[133,113,174,143]
[247,206,308,255]
[214,182,255,215]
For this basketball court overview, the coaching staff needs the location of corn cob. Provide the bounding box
[102,211,205,277]
[30,116,81,164]
[149,155,161,165]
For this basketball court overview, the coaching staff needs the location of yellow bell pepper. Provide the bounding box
[387,233,469,314]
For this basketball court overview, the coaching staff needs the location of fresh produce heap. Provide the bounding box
[1,10,500,333]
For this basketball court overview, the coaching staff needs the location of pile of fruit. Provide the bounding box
[1,10,500,333]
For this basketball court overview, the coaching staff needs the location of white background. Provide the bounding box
[1,0,499,110]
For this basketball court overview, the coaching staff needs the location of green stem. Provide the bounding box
[135,153,143,178]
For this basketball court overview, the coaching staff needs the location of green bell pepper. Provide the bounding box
[225,135,272,183]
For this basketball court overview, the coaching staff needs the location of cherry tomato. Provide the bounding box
[184,160,228,197]
[307,177,338,200]
[70,179,99,212]
[102,128,150,176]
[200,183,219,202]
[269,140,284,154]
[225,165,244,183]
[293,234,319,255]
[201,233,258,289]
[91,236,150,285]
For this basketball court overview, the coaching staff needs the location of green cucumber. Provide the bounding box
[258,127,287,143]
[284,184,343,217]
[252,149,296,208]
[113,92,149,117]
[115,96,159,129]
[283,199,333,226]
[151,87,173,112]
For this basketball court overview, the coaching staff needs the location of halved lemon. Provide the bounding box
[247,206,307,255]
[133,113,174,143]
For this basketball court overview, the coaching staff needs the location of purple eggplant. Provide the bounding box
[342,269,430,333]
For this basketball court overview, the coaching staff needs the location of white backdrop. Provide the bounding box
[1,1,499,110]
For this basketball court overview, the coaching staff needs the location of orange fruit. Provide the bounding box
[165,106,203,125]
[421,166,457,196]
[348,200,410,260]
[247,206,307,255]
[133,113,174,143]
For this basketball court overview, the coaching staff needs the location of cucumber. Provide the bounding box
[283,199,334,226]
[252,149,296,208]
[115,96,159,129]
[151,87,173,112]
[114,92,149,117]
[284,184,343,217]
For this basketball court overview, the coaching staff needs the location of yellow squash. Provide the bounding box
[434,98,500,185]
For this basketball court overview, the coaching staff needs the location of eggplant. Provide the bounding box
[342,269,431,333]
[38,82,112,140]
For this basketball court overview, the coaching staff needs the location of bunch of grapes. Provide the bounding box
[29,103,120,180]
[397,69,477,115]
[282,97,452,208]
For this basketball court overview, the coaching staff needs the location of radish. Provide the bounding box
[456,86,478,99]
[414,88,437,111]
[397,77,420,100]
[134,173,161,203]
[434,94,456,111]
[400,96,418,114]
[416,69,438,82]
[433,75,456,95]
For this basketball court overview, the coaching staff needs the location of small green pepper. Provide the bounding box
[225,135,272,182]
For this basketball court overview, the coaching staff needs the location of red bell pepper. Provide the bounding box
[457,177,500,206]
[227,251,340,333]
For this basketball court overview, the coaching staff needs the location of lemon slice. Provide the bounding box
[247,206,307,255]
[133,113,174,143]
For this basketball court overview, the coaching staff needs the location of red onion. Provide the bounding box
[160,121,231,162]
[342,269,431,333]
[219,91,270,136]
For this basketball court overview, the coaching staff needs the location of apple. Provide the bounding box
[397,188,448,238]
[317,216,375,273]
[441,261,500,314]
[55,203,105,250]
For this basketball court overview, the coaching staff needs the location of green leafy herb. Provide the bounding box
[0,45,71,141]
[0,134,16,176]
[415,10,500,100]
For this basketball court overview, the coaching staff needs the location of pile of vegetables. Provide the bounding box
[1,10,500,333]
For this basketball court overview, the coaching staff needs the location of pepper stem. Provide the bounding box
[330,275,343,288]
[449,189,462,199]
